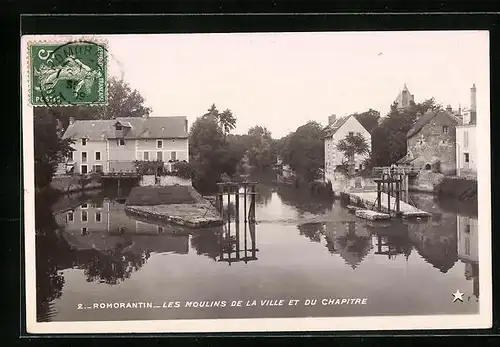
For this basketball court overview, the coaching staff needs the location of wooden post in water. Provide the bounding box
[395,179,401,213]
[243,182,248,223]
[227,184,231,222]
[249,184,256,223]
[217,184,223,217]
[387,178,391,213]
[234,184,240,222]
[376,181,382,211]
[405,174,409,203]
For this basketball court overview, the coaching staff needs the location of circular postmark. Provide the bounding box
[31,39,108,107]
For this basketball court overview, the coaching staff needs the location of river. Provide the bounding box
[35,179,479,322]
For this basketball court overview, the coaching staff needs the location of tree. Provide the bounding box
[218,109,237,139]
[34,109,74,190]
[353,109,380,133]
[246,125,275,172]
[188,114,228,191]
[280,121,324,182]
[336,132,370,176]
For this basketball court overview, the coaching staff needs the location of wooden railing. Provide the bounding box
[372,166,420,177]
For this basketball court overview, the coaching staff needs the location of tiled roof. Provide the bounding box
[406,110,459,139]
[324,114,370,138]
[63,116,188,140]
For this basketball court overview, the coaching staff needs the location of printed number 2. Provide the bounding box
[77,304,83,310]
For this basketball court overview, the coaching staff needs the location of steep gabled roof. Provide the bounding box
[63,116,188,141]
[324,115,370,138]
[406,110,459,139]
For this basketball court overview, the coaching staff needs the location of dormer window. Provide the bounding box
[81,138,87,146]
[115,124,122,130]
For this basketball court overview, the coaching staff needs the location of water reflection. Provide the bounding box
[457,215,479,299]
[323,221,372,269]
[218,221,258,265]
[36,182,480,321]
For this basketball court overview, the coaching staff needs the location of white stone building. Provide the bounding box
[323,114,371,184]
[455,84,477,178]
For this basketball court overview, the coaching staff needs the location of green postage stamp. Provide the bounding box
[29,41,108,106]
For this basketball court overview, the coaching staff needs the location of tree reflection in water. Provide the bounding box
[190,227,224,261]
[35,193,73,322]
[276,185,331,215]
[76,245,151,285]
[297,222,324,243]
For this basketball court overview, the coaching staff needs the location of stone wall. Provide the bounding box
[407,112,457,175]
[140,175,192,187]
[408,171,445,193]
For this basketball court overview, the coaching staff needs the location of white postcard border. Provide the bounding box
[21,32,492,334]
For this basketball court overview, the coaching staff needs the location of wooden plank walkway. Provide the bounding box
[348,191,431,218]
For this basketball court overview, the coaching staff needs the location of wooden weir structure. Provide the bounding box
[215,181,259,265]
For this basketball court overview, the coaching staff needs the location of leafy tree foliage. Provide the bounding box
[336,132,370,176]
[246,125,276,172]
[353,109,380,133]
[34,109,74,189]
[279,121,324,181]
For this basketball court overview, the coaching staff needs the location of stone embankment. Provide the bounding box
[125,185,223,229]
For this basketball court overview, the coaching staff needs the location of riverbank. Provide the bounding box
[408,172,477,202]
[49,175,102,195]
[125,186,223,228]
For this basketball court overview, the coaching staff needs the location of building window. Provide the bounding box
[82,152,87,163]
[95,151,101,161]
[464,153,470,163]
[157,226,164,234]
[67,212,74,222]
[81,227,88,235]
[69,151,74,161]
[157,140,163,149]
[81,203,88,209]
[81,165,88,174]
[117,138,125,146]
[81,138,87,146]
[464,131,469,148]
[115,124,122,130]
[442,126,448,134]
[157,151,163,161]
[348,131,354,136]
[171,151,177,161]
[95,211,101,222]
[465,236,470,256]
[143,151,149,161]
[93,165,103,173]
[81,211,88,222]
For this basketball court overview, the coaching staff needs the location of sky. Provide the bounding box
[104,31,489,138]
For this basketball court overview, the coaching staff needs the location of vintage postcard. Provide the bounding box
[22,31,492,334]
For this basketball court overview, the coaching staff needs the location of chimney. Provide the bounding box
[470,83,477,124]
[328,114,337,125]
[69,117,75,125]
[446,104,452,113]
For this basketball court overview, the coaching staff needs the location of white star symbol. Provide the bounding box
[452,289,464,302]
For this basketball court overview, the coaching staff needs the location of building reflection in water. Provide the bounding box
[457,215,479,300]
[324,221,372,269]
[217,221,258,265]
[54,196,190,285]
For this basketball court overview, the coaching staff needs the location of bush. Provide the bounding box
[172,161,193,179]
